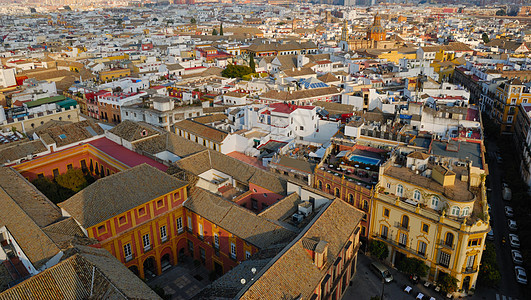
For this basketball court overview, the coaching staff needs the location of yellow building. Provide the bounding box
[369,150,489,296]
[378,49,416,64]
[493,78,531,132]
[99,68,131,82]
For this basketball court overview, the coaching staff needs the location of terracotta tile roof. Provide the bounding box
[59,164,187,228]
[109,120,161,142]
[0,246,161,300]
[192,114,228,124]
[237,199,363,299]
[260,87,341,102]
[0,167,64,268]
[313,101,354,114]
[258,193,300,222]
[173,119,228,144]
[317,73,340,83]
[0,139,47,165]
[282,67,316,77]
[185,188,296,249]
[175,150,286,195]
[134,132,206,158]
[34,120,104,147]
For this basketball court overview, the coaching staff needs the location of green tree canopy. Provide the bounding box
[190,17,196,24]
[56,168,89,193]
[495,10,506,16]
[478,242,501,287]
[437,272,458,294]
[369,240,389,260]
[220,22,223,36]
[396,257,429,278]
[249,54,256,73]
[212,28,218,36]
[221,64,253,78]
[482,32,490,43]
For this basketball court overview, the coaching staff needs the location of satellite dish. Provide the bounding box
[251,267,257,274]
[241,279,246,285]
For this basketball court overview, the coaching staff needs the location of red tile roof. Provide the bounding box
[88,138,167,171]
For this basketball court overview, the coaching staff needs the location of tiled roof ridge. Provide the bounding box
[234,200,333,298]
[2,168,62,227]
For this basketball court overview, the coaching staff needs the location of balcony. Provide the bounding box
[394,222,410,232]
[462,266,478,274]
[438,240,454,250]
[372,234,426,259]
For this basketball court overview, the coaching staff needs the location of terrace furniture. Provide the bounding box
[404,286,412,294]
[416,293,424,300]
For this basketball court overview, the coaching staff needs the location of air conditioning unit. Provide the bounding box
[292,213,304,223]
[298,201,312,217]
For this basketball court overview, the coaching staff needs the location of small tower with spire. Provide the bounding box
[341,19,348,42]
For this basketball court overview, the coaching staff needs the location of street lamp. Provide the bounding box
[380,277,385,300]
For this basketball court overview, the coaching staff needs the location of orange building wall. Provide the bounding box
[88,187,188,279]
[314,170,372,242]
[12,144,127,181]
[86,185,259,279]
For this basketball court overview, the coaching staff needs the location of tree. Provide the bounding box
[369,240,389,260]
[56,168,89,193]
[190,17,196,24]
[220,22,223,36]
[482,32,490,44]
[221,64,253,78]
[437,272,458,294]
[249,54,256,73]
[212,28,218,36]
[478,242,501,287]
[396,257,428,278]
[495,9,506,16]
[152,17,158,22]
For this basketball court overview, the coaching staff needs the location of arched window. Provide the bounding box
[318,181,323,190]
[363,200,368,211]
[431,196,439,209]
[462,206,470,217]
[348,194,354,204]
[396,184,404,197]
[413,190,421,201]
[326,184,330,191]
[401,215,409,229]
[445,232,454,247]
[335,188,340,197]
[451,206,460,216]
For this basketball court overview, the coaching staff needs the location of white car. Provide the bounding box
[512,250,524,265]
[505,206,514,218]
[515,266,528,285]
[508,219,518,231]
[509,234,520,248]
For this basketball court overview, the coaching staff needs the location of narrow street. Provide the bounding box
[476,140,523,300]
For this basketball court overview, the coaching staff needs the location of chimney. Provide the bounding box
[314,240,328,269]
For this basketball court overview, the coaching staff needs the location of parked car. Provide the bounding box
[512,250,524,265]
[487,229,495,241]
[508,219,518,231]
[509,234,520,248]
[370,261,393,283]
[515,266,528,285]
[503,187,512,201]
[505,206,514,218]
